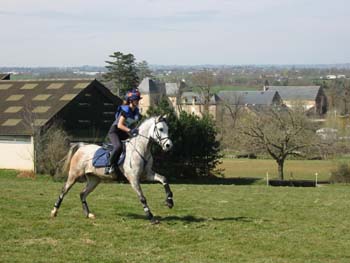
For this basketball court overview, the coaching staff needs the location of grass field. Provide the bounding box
[218,159,337,181]
[1,163,350,263]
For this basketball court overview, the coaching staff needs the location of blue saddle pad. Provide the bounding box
[92,146,125,168]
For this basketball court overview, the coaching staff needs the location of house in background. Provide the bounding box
[0,79,121,170]
[137,77,166,114]
[217,90,282,108]
[165,82,181,110]
[264,86,328,115]
[179,91,220,119]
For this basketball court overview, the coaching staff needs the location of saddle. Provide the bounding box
[92,143,126,168]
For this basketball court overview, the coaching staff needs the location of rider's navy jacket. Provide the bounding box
[112,105,141,129]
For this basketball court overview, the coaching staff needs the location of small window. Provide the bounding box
[32,106,51,113]
[78,103,91,107]
[6,94,24,101]
[103,112,114,115]
[2,119,21,126]
[34,119,48,126]
[46,83,64,90]
[60,94,76,101]
[21,83,38,90]
[74,83,89,89]
[4,106,23,113]
[78,120,91,124]
[0,84,12,90]
[33,94,51,101]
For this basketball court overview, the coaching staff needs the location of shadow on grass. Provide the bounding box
[119,213,254,223]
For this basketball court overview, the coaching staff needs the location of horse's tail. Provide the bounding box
[62,143,84,175]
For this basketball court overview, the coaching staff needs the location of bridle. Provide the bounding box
[127,118,171,167]
[136,118,170,148]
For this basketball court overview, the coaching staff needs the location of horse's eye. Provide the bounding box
[159,128,163,132]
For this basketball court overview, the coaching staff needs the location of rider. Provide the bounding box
[105,88,142,174]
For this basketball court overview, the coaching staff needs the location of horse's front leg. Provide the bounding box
[129,179,159,224]
[146,171,174,209]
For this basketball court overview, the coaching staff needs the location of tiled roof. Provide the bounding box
[0,79,117,136]
[217,90,280,105]
[137,77,161,94]
[267,86,321,100]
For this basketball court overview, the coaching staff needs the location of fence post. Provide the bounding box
[266,172,269,187]
[315,172,318,187]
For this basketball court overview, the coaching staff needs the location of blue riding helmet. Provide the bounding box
[125,89,142,102]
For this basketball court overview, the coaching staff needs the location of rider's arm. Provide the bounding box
[117,115,131,133]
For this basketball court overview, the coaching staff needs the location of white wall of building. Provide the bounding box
[0,136,34,171]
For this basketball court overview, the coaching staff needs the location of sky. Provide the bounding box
[1,0,349,66]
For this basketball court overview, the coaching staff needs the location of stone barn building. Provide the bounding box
[0,79,121,171]
[264,86,328,115]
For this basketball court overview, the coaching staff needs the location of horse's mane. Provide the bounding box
[138,116,156,131]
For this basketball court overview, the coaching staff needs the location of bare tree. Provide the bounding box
[237,106,318,180]
[191,69,215,114]
[21,104,70,176]
[217,94,245,152]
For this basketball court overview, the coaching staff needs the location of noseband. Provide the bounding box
[137,118,170,148]
[128,118,170,168]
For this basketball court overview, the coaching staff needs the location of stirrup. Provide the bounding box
[105,166,114,175]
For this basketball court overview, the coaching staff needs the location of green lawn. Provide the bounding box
[1,168,350,262]
[218,159,336,181]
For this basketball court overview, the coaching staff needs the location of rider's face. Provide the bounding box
[130,99,139,107]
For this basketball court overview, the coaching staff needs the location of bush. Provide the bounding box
[35,123,70,177]
[330,162,350,183]
[148,101,222,179]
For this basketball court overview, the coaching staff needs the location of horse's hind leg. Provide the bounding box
[50,174,77,218]
[145,171,174,208]
[80,175,100,219]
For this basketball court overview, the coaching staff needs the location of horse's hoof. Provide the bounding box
[166,198,174,209]
[150,218,160,225]
[87,213,96,219]
[50,208,58,218]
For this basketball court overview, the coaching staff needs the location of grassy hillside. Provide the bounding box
[1,169,350,262]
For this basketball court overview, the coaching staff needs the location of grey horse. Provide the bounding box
[50,115,174,224]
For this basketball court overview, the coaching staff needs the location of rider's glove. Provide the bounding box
[129,128,139,137]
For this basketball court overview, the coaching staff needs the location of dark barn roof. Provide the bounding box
[0,73,10,80]
[0,79,121,137]
[266,86,321,101]
[217,90,281,105]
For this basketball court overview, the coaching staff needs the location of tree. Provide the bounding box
[21,104,70,176]
[191,69,215,114]
[35,123,70,177]
[137,60,153,80]
[103,52,139,96]
[237,106,318,180]
[148,99,221,178]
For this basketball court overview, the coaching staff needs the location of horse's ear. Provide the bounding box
[156,114,168,122]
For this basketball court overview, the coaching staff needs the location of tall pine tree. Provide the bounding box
[103,52,139,96]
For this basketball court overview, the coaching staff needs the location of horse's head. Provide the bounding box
[149,115,173,151]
